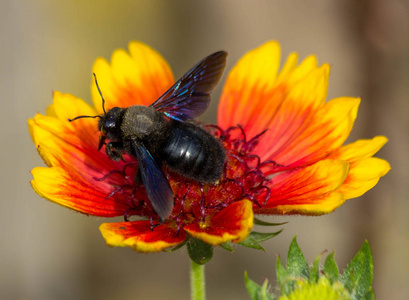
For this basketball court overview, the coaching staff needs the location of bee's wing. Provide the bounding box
[133,143,174,221]
[150,51,227,121]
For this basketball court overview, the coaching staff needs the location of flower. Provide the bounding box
[246,237,373,300]
[278,277,351,300]
[29,41,390,253]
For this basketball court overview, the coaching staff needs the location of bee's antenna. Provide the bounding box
[93,73,107,115]
[68,115,101,122]
[68,73,106,122]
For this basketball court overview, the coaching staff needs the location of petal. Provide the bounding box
[31,166,128,216]
[31,112,119,179]
[91,41,174,112]
[218,42,324,134]
[254,64,330,160]
[218,42,336,166]
[29,92,136,216]
[184,199,254,245]
[218,41,282,129]
[329,136,390,199]
[338,158,390,199]
[34,92,99,159]
[53,91,99,121]
[263,97,360,167]
[29,92,131,183]
[29,92,99,162]
[276,52,298,82]
[30,114,121,190]
[257,159,349,215]
[258,193,345,216]
[330,136,388,161]
[285,55,319,86]
[99,221,186,252]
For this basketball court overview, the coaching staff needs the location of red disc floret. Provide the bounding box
[95,125,280,233]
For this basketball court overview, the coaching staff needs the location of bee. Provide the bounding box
[69,51,228,221]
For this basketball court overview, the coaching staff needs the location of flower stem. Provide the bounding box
[190,260,206,300]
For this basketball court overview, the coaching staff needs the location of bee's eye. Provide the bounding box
[104,117,117,130]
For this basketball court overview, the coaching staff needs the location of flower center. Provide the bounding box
[168,125,280,228]
[97,125,282,227]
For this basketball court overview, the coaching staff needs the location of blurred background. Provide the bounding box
[1,0,408,299]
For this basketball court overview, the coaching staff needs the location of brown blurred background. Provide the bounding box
[1,0,408,299]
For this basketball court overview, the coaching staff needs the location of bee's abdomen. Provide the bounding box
[162,122,225,183]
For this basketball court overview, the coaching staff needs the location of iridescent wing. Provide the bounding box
[133,143,174,221]
[150,51,227,121]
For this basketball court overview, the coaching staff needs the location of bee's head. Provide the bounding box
[97,107,125,150]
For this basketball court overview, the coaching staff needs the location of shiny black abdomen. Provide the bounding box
[161,121,225,183]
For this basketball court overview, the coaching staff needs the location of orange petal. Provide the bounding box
[31,166,128,216]
[30,113,126,185]
[330,136,390,199]
[184,199,254,245]
[29,92,130,181]
[218,42,325,135]
[330,136,388,161]
[31,90,141,219]
[258,159,349,215]
[285,55,319,86]
[262,97,360,167]
[218,41,282,129]
[29,92,98,142]
[29,92,98,162]
[52,91,99,122]
[91,41,174,112]
[253,64,330,161]
[218,42,338,167]
[276,52,298,83]
[259,192,345,216]
[338,158,390,199]
[29,92,135,216]
[30,114,94,166]
[99,221,185,252]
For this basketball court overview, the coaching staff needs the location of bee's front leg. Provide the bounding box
[105,142,125,161]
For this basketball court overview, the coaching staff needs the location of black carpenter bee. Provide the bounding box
[69,51,228,221]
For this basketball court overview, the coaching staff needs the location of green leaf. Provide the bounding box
[259,279,274,300]
[220,241,234,252]
[309,254,322,284]
[275,237,310,296]
[245,271,261,299]
[247,236,374,300]
[276,254,288,286]
[362,289,375,300]
[187,238,213,265]
[239,230,283,251]
[254,217,288,227]
[244,272,275,300]
[275,238,312,296]
[324,252,339,283]
[239,236,265,251]
[287,237,309,279]
[341,240,373,299]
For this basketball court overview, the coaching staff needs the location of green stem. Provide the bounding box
[190,260,206,300]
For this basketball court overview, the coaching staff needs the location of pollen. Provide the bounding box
[199,221,207,229]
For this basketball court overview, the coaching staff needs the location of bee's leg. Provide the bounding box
[106,142,124,161]
[134,168,143,185]
[149,213,162,231]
